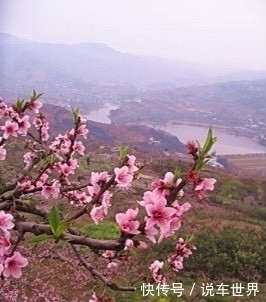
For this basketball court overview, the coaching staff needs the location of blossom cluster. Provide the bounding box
[0,97,44,158]
[115,170,215,245]
[148,238,196,283]
[0,96,93,208]
[0,211,28,278]
[1,92,217,302]
[21,122,88,200]
[167,237,197,272]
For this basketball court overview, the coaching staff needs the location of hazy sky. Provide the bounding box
[1,0,266,70]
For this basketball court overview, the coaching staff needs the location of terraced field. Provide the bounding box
[224,153,266,175]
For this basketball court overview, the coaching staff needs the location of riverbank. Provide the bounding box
[169,120,257,139]
[85,105,266,155]
[142,122,266,155]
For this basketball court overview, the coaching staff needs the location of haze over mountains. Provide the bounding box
[1,33,266,94]
[0,32,265,168]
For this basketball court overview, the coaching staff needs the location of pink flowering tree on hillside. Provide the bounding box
[0,91,217,301]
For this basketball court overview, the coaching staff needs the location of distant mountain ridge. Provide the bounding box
[0,33,204,88]
[1,33,266,92]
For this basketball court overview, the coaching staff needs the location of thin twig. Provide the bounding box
[71,244,136,292]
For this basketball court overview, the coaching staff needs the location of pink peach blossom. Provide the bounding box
[90,171,109,186]
[124,239,134,250]
[73,141,85,155]
[176,178,184,197]
[76,192,91,205]
[114,166,133,188]
[1,120,19,139]
[69,158,78,169]
[23,151,34,165]
[107,262,118,270]
[138,190,163,207]
[145,198,176,233]
[185,140,198,155]
[126,155,138,174]
[149,260,164,274]
[195,177,216,196]
[60,138,72,154]
[17,115,31,135]
[3,251,28,278]
[28,100,42,113]
[144,225,158,243]
[90,205,105,224]
[41,127,49,141]
[151,172,174,197]
[36,173,49,188]
[17,180,34,190]
[158,217,181,243]
[32,116,43,129]
[0,211,14,232]
[41,181,60,199]
[59,163,75,176]
[102,250,115,258]
[149,260,166,283]
[171,201,191,217]
[115,208,140,234]
[89,292,100,302]
[163,172,174,186]
[136,240,148,249]
[87,183,101,197]
[168,255,184,272]
[0,231,11,256]
[76,124,89,137]
[101,191,112,215]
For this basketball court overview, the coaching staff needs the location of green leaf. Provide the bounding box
[16,98,25,112]
[71,107,80,123]
[27,234,54,243]
[30,90,43,102]
[195,160,204,172]
[55,222,70,237]
[48,206,61,235]
[203,158,210,165]
[201,128,217,155]
[186,234,195,243]
[119,144,129,160]
[36,92,44,99]
[30,89,37,101]
[173,166,182,182]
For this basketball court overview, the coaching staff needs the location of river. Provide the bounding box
[85,103,119,124]
[156,123,266,155]
[85,106,266,155]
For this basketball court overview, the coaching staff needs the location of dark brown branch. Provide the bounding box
[0,159,38,195]
[167,179,187,204]
[0,200,47,218]
[62,156,129,223]
[14,220,124,251]
[63,174,116,223]
[16,201,48,218]
[0,201,10,210]
[0,181,89,203]
[27,131,42,144]
[9,230,25,255]
[71,244,136,292]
